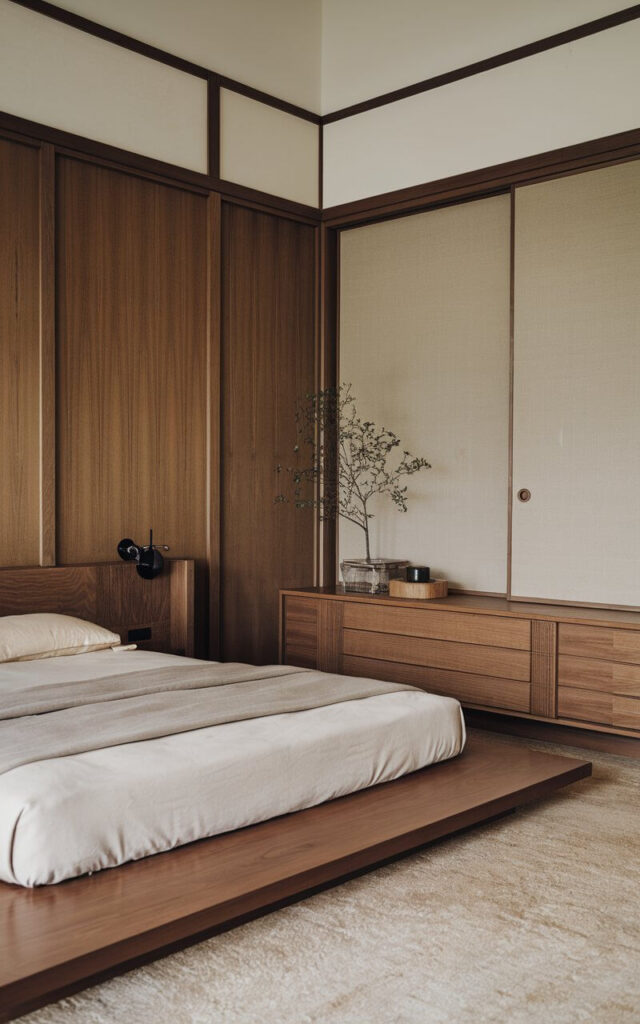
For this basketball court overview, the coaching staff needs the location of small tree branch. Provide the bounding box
[275,383,430,561]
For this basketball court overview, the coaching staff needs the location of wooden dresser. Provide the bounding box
[279,588,640,739]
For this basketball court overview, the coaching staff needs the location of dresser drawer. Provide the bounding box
[343,602,530,650]
[558,655,640,697]
[558,623,640,665]
[284,597,317,645]
[343,628,530,682]
[284,644,317,670]
[283,596,318,668]
[558,686,640,731]
[342,655,530,712]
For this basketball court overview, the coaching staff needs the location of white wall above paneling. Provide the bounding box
[321,0,629,113]
[61,0,322,113]
[12,0,627,121]
[220,89,319,207]
[2,0,637,210]
[0,0,208,173]
[512,160,640,607]
[339,193,511,593]
[323,20,640,208]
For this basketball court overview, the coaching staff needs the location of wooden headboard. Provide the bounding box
[0,560,194,657]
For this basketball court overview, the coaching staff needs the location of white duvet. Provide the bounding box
[0,649,465,887]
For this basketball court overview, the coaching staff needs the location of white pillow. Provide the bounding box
[0,613,122,663]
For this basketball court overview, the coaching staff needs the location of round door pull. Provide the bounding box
[517,488,532,503]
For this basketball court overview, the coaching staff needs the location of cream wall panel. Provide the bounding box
[220,89,319,208]
[339,194,511,593]
[0,0,208,173]
[512,160,640,606]
[323,21,640,207]
[321,0,627,112]
[63,0,321,112]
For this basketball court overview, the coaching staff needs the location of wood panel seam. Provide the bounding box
[38,142,56,566]
[206,192,222,659]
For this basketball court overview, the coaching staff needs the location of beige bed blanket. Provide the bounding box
[1,661,415,775]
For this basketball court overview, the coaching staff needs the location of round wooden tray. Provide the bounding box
[388,578,448,600]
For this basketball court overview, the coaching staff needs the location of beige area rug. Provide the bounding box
[21,732,640,1024]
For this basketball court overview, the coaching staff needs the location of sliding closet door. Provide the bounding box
[0,137,42,566]
[512,161,640,605]
[221,204,316,663]
[339,194,511,592]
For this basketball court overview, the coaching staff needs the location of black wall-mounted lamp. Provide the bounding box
[117,529,169,579]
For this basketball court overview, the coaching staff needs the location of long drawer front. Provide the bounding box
[343,602,531,650]
[343,629,530,680]
[342,655,531,713]
[343,628,531,712]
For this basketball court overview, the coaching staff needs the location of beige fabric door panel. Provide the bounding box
[512,160,640,605]
[339,193,511,593]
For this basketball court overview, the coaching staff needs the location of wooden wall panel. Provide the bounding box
[222,204,316,663]
[0,137,41,566]
[55,157,210,649]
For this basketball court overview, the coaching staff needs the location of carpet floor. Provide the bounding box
[20,732,640,1024]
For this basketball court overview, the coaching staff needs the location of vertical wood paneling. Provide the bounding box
[222,203,316,663]
[55,157,210,649]
[170,559,195,657]
[0,136,41,566]
[317,599,343,673]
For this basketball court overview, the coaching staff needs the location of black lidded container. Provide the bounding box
[406,566,430,583]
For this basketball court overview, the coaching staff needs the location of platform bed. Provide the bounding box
[0,565,591,1021]
[0,735,590,1022]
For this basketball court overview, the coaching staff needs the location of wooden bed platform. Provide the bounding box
[0,734,590,1022]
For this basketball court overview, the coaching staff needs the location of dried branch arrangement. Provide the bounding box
[276,383,430,560]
